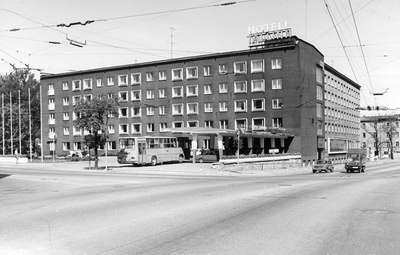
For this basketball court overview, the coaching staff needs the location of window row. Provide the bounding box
[55,58,283,92]
[59,117,283,137]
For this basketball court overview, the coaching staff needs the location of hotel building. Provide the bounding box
[40,35,361,163]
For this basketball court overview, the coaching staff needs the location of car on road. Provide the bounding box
[195,150,219,163]
[312,159,334,173]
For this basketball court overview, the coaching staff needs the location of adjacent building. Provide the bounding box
[40,35,362,164]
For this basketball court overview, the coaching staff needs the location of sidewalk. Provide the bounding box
[1,156,398,176]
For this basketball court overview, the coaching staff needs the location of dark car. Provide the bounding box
[312,159,334,173]
[195,150,218,163]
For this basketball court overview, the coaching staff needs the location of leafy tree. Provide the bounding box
[381,117,397,160]
[74,93,119,169]
[0,69,41,156]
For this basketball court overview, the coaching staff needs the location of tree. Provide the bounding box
[0,69,41,156]
[381,117,397,160]
[74,94,119,169]
[362,120,382,157]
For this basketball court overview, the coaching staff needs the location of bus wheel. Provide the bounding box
[178,154,184,163]
[151,156,157,166]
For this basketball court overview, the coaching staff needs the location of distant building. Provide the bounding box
[361,115,400,157]
[40,36,361,164]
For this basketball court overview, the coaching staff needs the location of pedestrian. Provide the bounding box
[15,149,19,164]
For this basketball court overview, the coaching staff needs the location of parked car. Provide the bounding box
[312,159,334,173]
[195,150,218,163]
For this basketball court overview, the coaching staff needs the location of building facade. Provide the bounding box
[40,36,361,163]
[361,115,400,158]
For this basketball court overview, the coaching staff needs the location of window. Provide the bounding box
[272,79,282,90]
[72,80,81,91]
[204,66,212,76]
[119,107,128,118]
[204,102,213,112]
[272,98,283,109]
[63,97,69,106]
[131,73,141,85]
[131,106,141,117]
[252,98,265,111]
[96,78,103,87]
[118,91,128,102]
[271,58,282,69]
[251,60,264,73]
[173,121,183,128]
[235,100,247,112]
[107,141,116,150]
[159,88,166,98]
[63,127,69,136]
[73,111,79,121]
[160,123,167,132]
[73,142,82,150]
[72,95,81,106]
[118,75,128,86]
[131,90,141,101]
[219,64,227,74]
[219,101,228,112]
[107,93,114,99]
[251,79,265,92]
[159,70,167,81]
[146,72,154,82]
[63,142,70,150]
[159,105,167,115]
[204,84,212,94]
[108,125,115,134]
[132,123,141,134]
[63,112,69,120]
[253,118,265,130]
[172,68,183,81]
[84,94,92,101]
[219,83,228,93]
[107,77,114,86]
[272,118,283,128]
[236,119,247,130]
[187,85,198,97]
[317,85,323,101]
[47,84,54,95]
[48,127,56,139]
[48,98,55,110]
[62,82,69,90]
[187,103,198,115]
[317,103,323,118]
[220,120,228,129]
[205,120,213,128]
[234,81,247,93]
[49,113,55,125]
[172,86,183,98]
[186,67,198,79]
[172,104,183,115]
[187,121,198,127]
[146,89,154,99]
[147,106,155,116]
[83,79,92,90]
[316,66,323,84]
[119,124,128,134]
[234,61,247,74]
[147,123,155,132]
[73,127,82,136]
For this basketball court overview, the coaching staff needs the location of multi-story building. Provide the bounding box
[361,114,400,157]
[323,65,361,162]
[40,36,361,164]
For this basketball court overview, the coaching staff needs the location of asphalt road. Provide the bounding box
[1,161,400,255]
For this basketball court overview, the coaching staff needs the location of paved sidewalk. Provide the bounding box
[1,156,398,176]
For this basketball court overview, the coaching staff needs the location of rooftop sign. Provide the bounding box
[248,22,294,48]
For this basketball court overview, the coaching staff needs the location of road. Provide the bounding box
[1,161,400,255]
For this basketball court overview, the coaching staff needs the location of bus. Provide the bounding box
[117,136,185,166]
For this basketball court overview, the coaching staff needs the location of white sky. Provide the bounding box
[1,0,399,111]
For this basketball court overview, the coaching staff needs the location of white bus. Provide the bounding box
[117,136,185,166]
